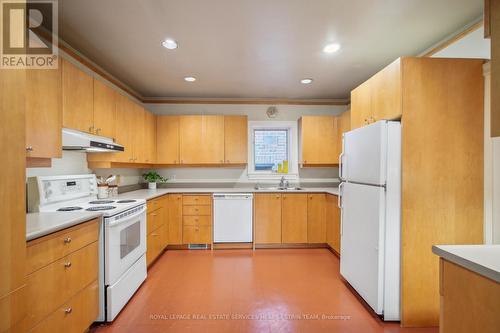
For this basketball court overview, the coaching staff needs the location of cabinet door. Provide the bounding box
[156,116,179,164]
[224,115,248,164]
[254,194,282,244]
[337,110,351,155]
[26,63,62,158]
[282,194,308,243]
[168,194,183,245]
[62,59,94,133]
[300,116,338,165]
[113,93,133,162]
[158,196,169,249]
[147,225,164,266]
[180,115,224,164]
[93,79,116,139]
[131,104,145,163]
[144,111,156,164]
[371,58,402,122]
[350,80,372,130]
[307,194,326,243]
[326,194,340,253]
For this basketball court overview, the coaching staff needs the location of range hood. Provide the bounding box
[62,128,124,153]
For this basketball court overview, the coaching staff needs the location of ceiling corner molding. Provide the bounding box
[142,97,350,106]
[420,18,484,57]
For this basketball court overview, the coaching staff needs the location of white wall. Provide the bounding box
[431,26,490,59]
[146,103,347,184]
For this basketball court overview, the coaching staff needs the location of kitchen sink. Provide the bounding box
[254,186,303,191]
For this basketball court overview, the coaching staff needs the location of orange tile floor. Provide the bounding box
[92,249,438,333]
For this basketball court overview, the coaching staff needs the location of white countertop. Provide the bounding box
[432,245,500,283]
[116,186,340,201]
[26,212,102,241]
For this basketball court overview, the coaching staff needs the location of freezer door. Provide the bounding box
[340,182,385,315]
[343,120,388,185]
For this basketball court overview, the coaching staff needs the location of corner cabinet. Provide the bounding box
[298,115,338,166]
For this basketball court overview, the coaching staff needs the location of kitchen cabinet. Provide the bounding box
[146,196,169,266]
[254,194,282,244]
[144,110,157,163]
[307,194,326,243]
[93,79,116,139]
[281,194,308,243]
[325,194,340,254]
[25,62,62,159]
[62,59,94,133]
[0,68,26,333]
[299,116,338,165]
[336,110,350,155]
[179,115,224,164]
[491,0,500,137]
[224,115,248,164]
[25,219,99,332]
[168,194,183,245]
[131,104,146,163]
[156,115,180,164]
[111,93,134,162]
[182,194,212,244]
[350,80,372,129]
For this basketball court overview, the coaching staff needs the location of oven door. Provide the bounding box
[104,204,146,285]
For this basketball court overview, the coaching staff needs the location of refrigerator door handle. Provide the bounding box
[338,182,344,209]
[339,152,345,181]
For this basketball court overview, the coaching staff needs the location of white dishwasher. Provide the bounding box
[213,193,253,243]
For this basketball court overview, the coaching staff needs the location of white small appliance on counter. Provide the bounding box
[213,193,253,243]
[339,120,401,321]
[28,174,147,322]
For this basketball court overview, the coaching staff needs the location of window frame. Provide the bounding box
[247,121,298,180]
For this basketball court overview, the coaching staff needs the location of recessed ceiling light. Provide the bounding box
[300,78,313,84]
[162,38,178,50]
[184,76,196,82]
[323,43,341,54]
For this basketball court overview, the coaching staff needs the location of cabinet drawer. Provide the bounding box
[146,225,165,266]
[182,195,211,205]
[147,198,160,212]
[147,208,164,233]
[26,242,98,329]
[27,219,99,275]
[183,205,211,216]
[183,226,211,244]
[183,215,211,227]
[30,280,99,333]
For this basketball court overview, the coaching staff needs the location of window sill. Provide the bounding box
[247,173,299,181]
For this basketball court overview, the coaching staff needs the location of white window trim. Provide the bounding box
[247,121,299,181]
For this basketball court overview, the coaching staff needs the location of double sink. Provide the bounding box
[254,185,303,191]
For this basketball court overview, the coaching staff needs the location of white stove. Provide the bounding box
[28,174,148,322]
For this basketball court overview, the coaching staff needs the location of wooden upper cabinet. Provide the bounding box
[307,194,326,243]
[336,110,351,154]
[144,111,156,164]
[254,193,282,244]
[93,79,116,139]
[299,116,338,165]
[156,116,180,164]
[25,62,62,159]
[350,80,372,129]
[371,58,402,122]
[180,115,224,164]
[131,104,146,163]
[282,194,308,243]
[491,0,500,137]
[112,93,133,162]
[62,59,94,133]
[224,115,248,164]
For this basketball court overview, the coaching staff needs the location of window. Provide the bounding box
[248,121,298,180]
[254,129,288,171]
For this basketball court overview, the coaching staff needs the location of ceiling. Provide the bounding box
[59,0,483,100]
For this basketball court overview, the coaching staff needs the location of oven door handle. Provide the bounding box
[106,205,146,227]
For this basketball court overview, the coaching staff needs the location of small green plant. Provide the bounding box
[142,171,167,183]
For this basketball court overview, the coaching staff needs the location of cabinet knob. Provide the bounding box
[275,195,280,199]
[64,261,72,268]
[63,237,72,244]
[26,146,33,152]
[64,308,72,315]
[89,126,94,133]
[96,128,101,134]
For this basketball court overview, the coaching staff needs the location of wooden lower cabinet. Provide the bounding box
[146,225,166,266]
[25,219,99,332]
[183,226,211,244]
[326,194,341,253]
[146,196,169,266]
[254,194,282,244]
[281,194,308,243]
[182,194,212,244]
[307,194,326,243]
[168,194,183,245]
[30,280,99,333]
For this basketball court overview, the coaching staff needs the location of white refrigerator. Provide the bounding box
[339,120,401,321]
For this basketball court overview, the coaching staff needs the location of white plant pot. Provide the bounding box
[148,182,157,190]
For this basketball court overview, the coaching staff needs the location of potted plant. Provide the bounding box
[142,171,167,190]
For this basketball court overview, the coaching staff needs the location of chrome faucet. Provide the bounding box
[278,176,289,189]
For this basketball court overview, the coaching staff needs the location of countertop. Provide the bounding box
[432,245,500,283]
[116,186,340,201]
[26,212,102,241]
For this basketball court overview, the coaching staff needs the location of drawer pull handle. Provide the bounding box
[152,213,157,216]
[64,262,72,268]
[64,307,72,314]
[63,237,72,244]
